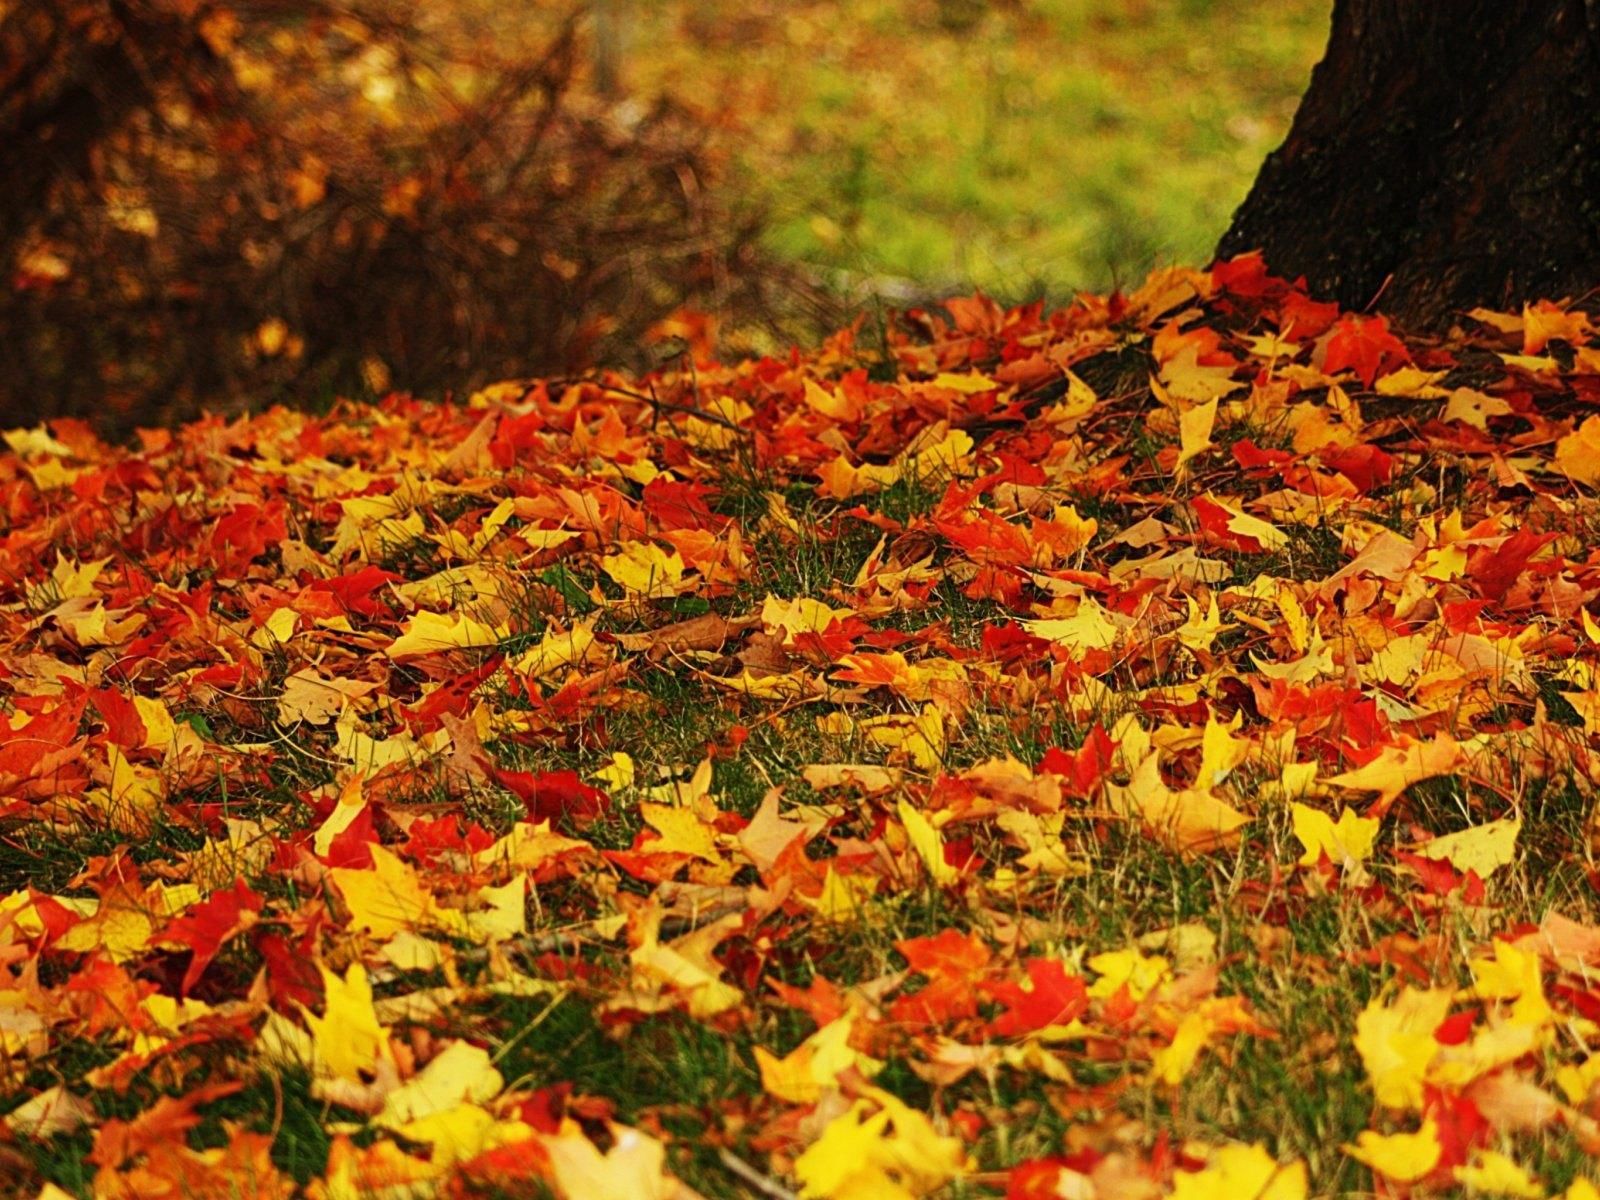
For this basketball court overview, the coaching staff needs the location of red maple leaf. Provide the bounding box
[490,766,609,827]
[161,878,265,996]
[986,958,1089,1037]
[892,928,992,1025]
[1320,313,1410,387]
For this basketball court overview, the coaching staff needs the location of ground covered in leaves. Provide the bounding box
[7,257,1600,1198]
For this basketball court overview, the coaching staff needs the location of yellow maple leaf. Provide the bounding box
[1158,344,1245,404]
[1175,594,1233,655]
[330,844,466,941]
[860,705,946,772]
[1443,386,1513,430]
[394,1103,530,1169]
[594,751,635,790]
[1468,939,1554,1029]
[1195,711,1249,789]
[1374,366,1451,398]
[1106,753,1250,854]
[94,743,164,835]
[278,669,376,727]
[1175,398,1218,476]
[309,1138,438,1200]
[1291,803,1380,870]
[930,371,998,394]
[1344,1120,1442,1183]
[1276,584,1310,654]
[376,1040,503,1128]
[601,541,688,597]
[1152,1010,1216,1087]
[1087,946,1171,1000]
[131,695,175,752]
[509,621,596,679]
[1170,1143,1307,1200]
[38,553,110,604]
[305,962,388,1081]
[385,609,503,659]
[1354,987,1453,1110]
[762,594,854,643]
[1523,299,1593,354]
[1556,415,1600,487]
[806,867,878,923]
[313,774,368,857]
[1415,816,1520,879]
[639,802,721,862]
[793,1087,970,1200]
[1022,598,1121,656]
[54,892,158,962]
[899,425,974,484]
[1326,734,1462,814]
[1453,1150,1543,1198]
[250,605,298,648]
[755,1016,883,1104]
[465,876,527,943]
[626,921,744,1019]
[804,377,862,422]
[1556,1053,1600,1105]
[897,798,958,885]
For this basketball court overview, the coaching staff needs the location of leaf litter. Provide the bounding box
[3,256,1600,1196]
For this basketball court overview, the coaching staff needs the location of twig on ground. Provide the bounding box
[717,1149,799,1200]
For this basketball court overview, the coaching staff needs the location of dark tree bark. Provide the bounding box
[1217,0,1600,329]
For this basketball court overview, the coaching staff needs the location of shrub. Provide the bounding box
[1,0,782,436]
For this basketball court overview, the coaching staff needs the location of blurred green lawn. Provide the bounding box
[624,0,1330,300]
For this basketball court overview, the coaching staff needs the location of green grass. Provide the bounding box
[621,0,1330,303]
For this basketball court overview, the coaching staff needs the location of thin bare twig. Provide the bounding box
[546,377,749,435]
[717,1149,799,1200]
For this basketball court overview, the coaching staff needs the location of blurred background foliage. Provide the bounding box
[0,0,1328,436]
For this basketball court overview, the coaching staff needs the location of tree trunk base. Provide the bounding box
[1217,0,1600,330]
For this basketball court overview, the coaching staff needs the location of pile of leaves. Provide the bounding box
[6,255,1600,1198]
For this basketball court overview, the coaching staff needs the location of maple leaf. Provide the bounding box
[1169,1143,1306,1200]
[303,962,389,1080]
[1291,803,1379,872]
[1318,314,1410,387]
[1355,986,1454,1110]
[542,1121,684,1200]
[158,878,264,995]
[376,1040,505,1128]
[1555,415,1600,486]
[755,1015,884,1103]
[329,844,463,940]
[386,609,504,659]
[620,911,744,1019]
[1105,752,1250,854]
[88,1081,244,1171]
[1343,1120,1443,1183]
[601,540,690,597]
[1521,300,1593,354]
[792,1087,971,1199]
[986,958,1089,1037]
[491,765,610,826]
[892,928,990,1024]
[1325,733,1463,816]
[897,798,958,885]
[1415,817,1520,879]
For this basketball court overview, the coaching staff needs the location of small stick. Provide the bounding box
[717,1149,799,1200]
[545,376,748,434]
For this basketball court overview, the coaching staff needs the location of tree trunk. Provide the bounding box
[1217,0,1600,329]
